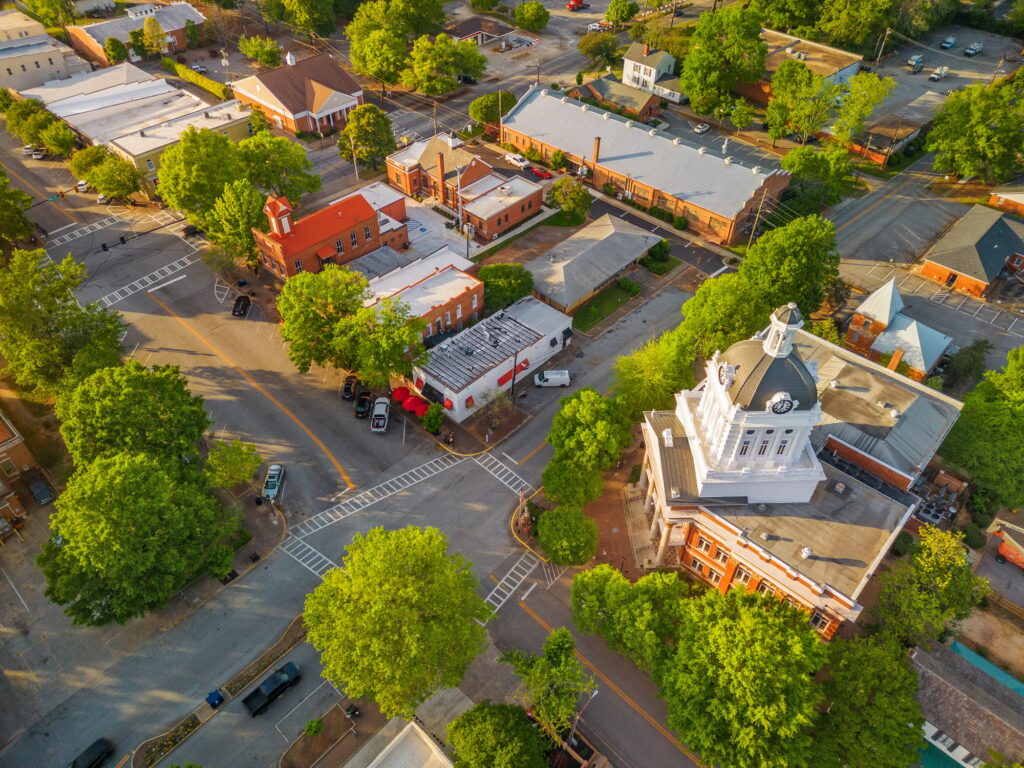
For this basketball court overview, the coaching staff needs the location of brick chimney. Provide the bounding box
[643,42,650,56]
[593,136,601,166]
[436,152,446,207]
[887,348,905,372]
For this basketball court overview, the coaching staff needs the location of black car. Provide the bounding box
[183,224,203,237]
[342,375,360,400]
[69,738,115,768]
[353,390,373,418]
[232,295,251,317]
[457,74,478,85]
[23,469,55,506]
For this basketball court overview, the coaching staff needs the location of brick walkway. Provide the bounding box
[585,440,649,581]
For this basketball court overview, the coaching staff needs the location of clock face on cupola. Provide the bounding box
[769,392,795,414]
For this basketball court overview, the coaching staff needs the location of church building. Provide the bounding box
[639,304,962,638]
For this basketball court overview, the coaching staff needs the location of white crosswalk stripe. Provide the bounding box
[484,550,540,614]
[98,252,200,307]
[474,453,535,496]
[279,536,339,577]
[289,453,467,539]
[46,216,122,248]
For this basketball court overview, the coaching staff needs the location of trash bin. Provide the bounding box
[206,690,225,709]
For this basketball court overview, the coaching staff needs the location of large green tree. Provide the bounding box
[477,263,533,311]
[348,298,427,390]
[661,590,826,768]
[605,0,639,24]
[68,145,111,180]
[468,91,517,127]
[5,98,53,145]
[780,145,853,207]
[350,26,408,87]
[39,120,76,158]
[545,177,592,220]
[812,635,925,768]
[831,72,896,146]
[0,250,122,397]
[237,34,281,67]
[537,505,598,566]
[447,701,550,768]
[612,332,695,421]
[675,272,771,360]
[514,0,550,31]
[304,526,490,718]
[0,168,33,248]
[541,460,604,507]
[400,34,487,96]
[205,179,268,264]
[547,388,631,471]
[748,0,819,29]
[157,128,242,227]
[337,104,397,170]
[501,628,596,740]
[204,438,262,488]
[282,0,335,34]
[817,0,892,50]
[88,154,142,199]
[37,454,227,625]
[25,0,75,27]
[56,361,210,466]
[679,5,767,115]
[142,16,166,56]
[577,32,619,67]
[238,132,320,201]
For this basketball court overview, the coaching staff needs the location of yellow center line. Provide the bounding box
[518,600,703,764]
[147,292,356,489]
[517,439,547,465]
[3,162,78,223]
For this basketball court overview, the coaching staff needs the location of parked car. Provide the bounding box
[242,662,301,716]
[530,167,553,179]
[457,73,477,85]
[370,397,390,433]
[261,464,284,501]
[76,179,89,192]
[31,148,45,160]
[353,390,373,418]
[22,145,33,155]
[22,468,55,506]
[534,370,570,388]
[97,194,109,205]
[231,295,251,317]
[929,66,950,81]
[586,21,604,31]
[907,54,924,67]
[190,64,208,74]
[964,42,983,56]
[693,123,710,134]
[69,737,115,768]
[566,0,589,10]
[183,224,203,236]
[940,36,957,49]
[342,375,359,400]
[504,152,529,168]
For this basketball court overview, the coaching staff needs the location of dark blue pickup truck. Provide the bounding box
[242,662,301,716]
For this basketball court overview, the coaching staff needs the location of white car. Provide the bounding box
[76,179,89,192]
[31,148,45,159]
[586,22,603,32]
[693,123,711,135]
[504,153,529,169]
[190,64,208,74]
[97,194,109,205]
[370,397,390,433]
[262,464,285,501]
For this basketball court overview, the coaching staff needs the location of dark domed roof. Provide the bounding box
[719,339,818,411]
[772,302,803,327]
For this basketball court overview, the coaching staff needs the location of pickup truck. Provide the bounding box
[242,662,301,716]
[370,397,390,433]
[929,66,950,81]
[566,1,589,10]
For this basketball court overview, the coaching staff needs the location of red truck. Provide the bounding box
[994,528,1024,570]
[566,1,590,10]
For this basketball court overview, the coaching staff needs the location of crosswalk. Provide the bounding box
[484,550,540,613]
[474,453,535,496]
[288,454,467,539]
[46,216,123,248]
[279,536,339,577]
[98,252,200,307]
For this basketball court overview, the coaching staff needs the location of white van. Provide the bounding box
[534,370,570,388]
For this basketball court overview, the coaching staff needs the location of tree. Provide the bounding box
[238,34,280,67]
[769,60,840,144]
[337,104,397,170]
[142,16,167,56]
[468,91,517,127]
[679,5,767,115]
[537,505,599,566]
[249,105,270,134]
[40,120,76,157]
[817,0,892,51]
[390,0,447,36]
[748,0,819,28]
[477,264,534,311]
[6,98,53,145]
[157,128,242,227]
[470,0,498,10]
[69,145,111,180]
[447,701,550,768]
[206,179,267,264]
[25,0,75,27]
[875,526,990,646]
[238,132,320,201]
[928,81,1024,184]
[546,178,592,220]
[780,145,852,206]
[832,72,896,146]
[0,87,13,112]
[37,454,227,625]
[348,297,428,389]
[941,339,991,391]
[88,154,142,199]
[0,169,33,248]
[350,27,408,86]
[542,461,604,507]
[661,590,826,768]
[57,361,210,466]
[204,438,262,488]
[0,250,122,397]
[676,273,772,360]
[605,0,639,23]
[501,628,596,739]
[813,635,924,768]
[1009,0,1024,35]
[128,28,146,58]
[304,526,490,718]
[547,388,631,471]
[400,34,487,95]
[276,266,371,372]
[104,36,129,64]
[184,18,200,48]
[730,98,754,132]
[282,0,335,34]
[612,333,694,421]
[809,318,842,344]
[740,214,839,316]
[515,0,550,31]
[577,32,618,66]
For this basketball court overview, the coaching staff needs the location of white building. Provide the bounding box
[0,35,90,91]
[621,42,683,103]
[412,296,572,422]
[0,10,45,42]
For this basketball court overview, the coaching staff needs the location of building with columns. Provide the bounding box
[639,304,962,638]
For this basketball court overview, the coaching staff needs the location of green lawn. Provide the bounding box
[545,209,586,227]
[640,254,682,276]
[573,283,638,332]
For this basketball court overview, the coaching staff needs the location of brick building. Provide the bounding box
[640,304,961,637]
[231,53,363,136]
[500,86,791,246]
[459,174,543,242]
[989,175,1024,217]
[254,194,409,279]
[844,279,952,381]
[67,3,204,65]
[920,205,1024,297]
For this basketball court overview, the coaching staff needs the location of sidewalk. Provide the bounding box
[585,436,647,581]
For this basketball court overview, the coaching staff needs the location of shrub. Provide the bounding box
[207,543,235,579]
[0,87,13,112]
[549,149,568,170]
[304,718,324,736]
[640,256,672,275]
[647,239,670,262]
[550,83,561,91]
[959,523,987,550]
[648,205,673,223]
[618,277,640,296]
[575,71,584,85]
[421,402,444,434]
[891,530,914,557]
[602,182,618,196]
[162,57,232,100]
[523,147,543,163]
[672,215,688,230]
[628,464,642,484]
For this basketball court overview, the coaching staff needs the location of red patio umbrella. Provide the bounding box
[414,401,430,417]
[402,396,420,412]
[391,386,410,401]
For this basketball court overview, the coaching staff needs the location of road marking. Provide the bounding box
[708,264,730,278]
[518,601,698,762]
[834,172,921,235]
[146,274,187,292]
[147,292,356,489]
[45,215,122,248]
[1,567,28,611]
[517,439,546,465]
[520,582,537,602]
[3,163,77,223]
[99,252,200,307]
[279,536,339,577]
[475,453,535,495]
[48,221,77,235]
[274,679,340,741]
[484,550,539,613]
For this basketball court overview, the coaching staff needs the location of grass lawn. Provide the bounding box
[573,283,637,332]
[545,209,586,227]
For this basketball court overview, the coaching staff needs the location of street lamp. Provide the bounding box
[561,689,598,762]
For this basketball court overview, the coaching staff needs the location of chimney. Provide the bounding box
[643,42,650,56]
[887,347,904,372]
[593,136,600,166]
[436,152,446,207]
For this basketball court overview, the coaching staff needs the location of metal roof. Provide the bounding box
[348,245,420,280]
[857,278,905,324]
[70,1,204,45]
[21,62,152,104]
[501,86,787,219]
[870,314,952,373]
[720,338,818,411]
[924,205,1024,284]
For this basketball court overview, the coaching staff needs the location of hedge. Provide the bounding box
[162,56,232,100]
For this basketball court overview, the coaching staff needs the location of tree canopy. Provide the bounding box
[675,272,771,360]
[305,526,490,717]
[541,461,605,507]
[545,177,592,220]
[679,5,767,114]
[157,128,242,227]
[447,701,550,768]
[204,438,262,488]
[468,91,517,126]
[612,331,695,421]
[832,72,896,146]
[400,34,487,95]
[40,120,77,157]
[350,26,408,86]
[282,0,334,34]
[337,103,398,170]
[0,168,33,249]
[605,0,639,24]
[205,179,268,264]
[747,0,818,29]
[547,388,631,471]
[577,32,619,66]
[537,505,598,566]
[477,263,534,311]
[238,131,321,201]
[515,0,550,31]
[238,34,281,67]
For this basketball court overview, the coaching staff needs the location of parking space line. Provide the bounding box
[1,567,29,611]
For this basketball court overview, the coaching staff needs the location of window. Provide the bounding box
[713,549,729,564]
[758,440,770,456]
[445,311,451,326]
[0,456,15,477]
[776,440,789,456]
[294,259,302,273]
[756,581,774,596]
[964,757,984,767]
[707,570,722,585]
[689,559,703,575]
[528,200,532,209]
[336,239,343,253]
[520,204,525,213]
[34,60,40,68]
[146,159,155,171]
[455,305,462,319]
[810,612,829,631]
[363,225,371,241]
[697,536,711,553]
[48,57,53,65]
[734,568,751,585]
[1015,257,1023,267]
[350,232,358,247]
[862,317,872,328]
[425,321,432,337]
[784,429,793,434]
[20,64,26,72]
[739,440,750,457]
[933,732,957,750]
[471,294,478,309]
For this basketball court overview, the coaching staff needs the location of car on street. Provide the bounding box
[22,145,33,155]
[530,167,553,179]
[261,463,284,501]
[457,73,477,85]
[183,224,203,236]
[964,42,983,56]
[370,397,390,433]
[353,390,373,418]
[692,123,710,134]
[97,194,109,205]
[31,148,45,159]
[242,661,301,716]
[504,153,529,168]
[76,179,89,192]
[929,66,950,81]
[231,295,251,317]
[22,468,55,506]
[940,36,957,49]
[342,375,359,400]
[69,737,115,768]
[190,64,208,74]
[907,54,924,67]
[586,21,610,31]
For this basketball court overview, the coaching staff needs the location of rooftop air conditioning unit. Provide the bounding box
[625,120,634,128]
[751,166,761,174]
[724,156,733,164]
[602,112,609,120]
[662,428,673,447]
[797,51,808,60]
[785,46,796,54]
[698,146,706,154]
[648,128,656,136]
[800,546,813,559]
[672,137,681,145]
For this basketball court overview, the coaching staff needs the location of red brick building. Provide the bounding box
[67,3,204,65]
[254,194,409,279]
[989,176,1024,217]
[920,205,1024,297]
[459,174,544,242]
[231,53,363,136]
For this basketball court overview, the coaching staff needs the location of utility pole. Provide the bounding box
[509,348,519,402]
[349,132,360,181]
[536,61,540,85]
[432,102,438,134]
[989,55,1006,85]
[746,188,768,249]
[874,28,890,70]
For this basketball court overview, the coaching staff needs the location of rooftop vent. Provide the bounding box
[672,137,681,145]
[751,166,761,174]
[724,156,733,164]
[797,51,808,61]
[139,129,145,136]
[560,96,567,104]
[662,428,673,447]
[800,546,813,559]
[541,89,548,96]
[602,112,609,120]
[203,111,210,118]
[580,104,588,112]
[670,486,680,498]
[625,120,633,128]
[648,128,656,136]
[760,530,770,541]
[698,146,706,155]
[829,380,840,389]
[890,408,901,419]
[285,51,296,66]
[785,46,796,54]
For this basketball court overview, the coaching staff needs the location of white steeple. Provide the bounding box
[762,302,803,358]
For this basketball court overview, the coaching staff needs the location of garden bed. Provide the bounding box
[280,705,351,768]
[141,713,200,767]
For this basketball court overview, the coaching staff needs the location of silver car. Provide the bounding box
[262,464,284,501]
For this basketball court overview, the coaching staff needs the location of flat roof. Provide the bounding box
[383,267,479,317]
[70,1,204,45]
[0,35,65,59]
[110,100,245,156]
[348,245,420,280]
[459,173,506,201]
[21,63,155,105]
[366,246,473,300]
[502,86,786,220]
[334,180,405,211]
[462,176,542,220]
[762,29,863,78]
[365,722,452,768]
[65,88,211,145]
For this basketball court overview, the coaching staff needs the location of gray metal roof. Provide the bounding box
[71,2,204,46]
[624,42,674,70]
[869,314,952,373]
[501,86,787,220]
[347,246,420,281]
[924,205,1024,284]
[857,278,904,324]
[719,339,818,411]
[524,214,661,309]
